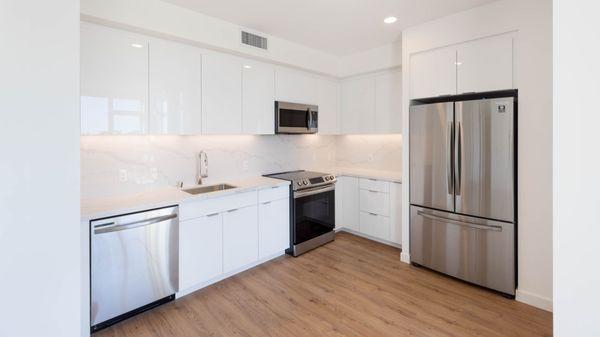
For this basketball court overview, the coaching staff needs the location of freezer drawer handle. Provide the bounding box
[417,210,502,232]
[94,213,178,234]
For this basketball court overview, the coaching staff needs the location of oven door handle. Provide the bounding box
[294,185,335,199]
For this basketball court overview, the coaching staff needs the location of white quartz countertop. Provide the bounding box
[312,167,402,183]
[81,176,290,222]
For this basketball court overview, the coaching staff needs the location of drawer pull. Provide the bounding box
[262,201,272,205]
[368,190,378,193]
[206,213,220,217]
[368,212,377,216]
[227,208,239,213]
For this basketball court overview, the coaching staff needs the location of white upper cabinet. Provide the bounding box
[410,46,457,99]
[457,34,514,94]
[375,70,402,133]
[242,60,275,135]
[275,68,318,104]
[316,78,340,134]
[341,76,376,134]
[81,23,149,135]
[202,52,242,134]
[148,39,202,135]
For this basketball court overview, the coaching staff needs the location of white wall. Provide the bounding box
[338,42,402,78]
[401,0,553,311]
[0,0,81,336]
[80,0,340,77]
[554,1,600,335]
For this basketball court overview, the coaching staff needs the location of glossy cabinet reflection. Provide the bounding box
[202,52,243,134]
[149,39,202,135]
[242,61,275,134]
[81,23,148,135]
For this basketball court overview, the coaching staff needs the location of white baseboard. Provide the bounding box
[516,289,553,312]
[336,227,401,249]
[176,251,285,298]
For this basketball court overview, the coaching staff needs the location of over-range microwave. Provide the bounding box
[275,101,318,134]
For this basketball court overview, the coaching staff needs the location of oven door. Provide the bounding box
[293,185,335,245]
[276,101,318,134]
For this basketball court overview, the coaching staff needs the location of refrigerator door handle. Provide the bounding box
[455,121,463,196]
[417,210,503,232]
[447,122,454,195]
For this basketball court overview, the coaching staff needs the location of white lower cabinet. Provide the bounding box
[339,176,360,231]
[359,212,391,240]
[179,214,223,291]
[336,175,402,245]
[178,186,289,295]
[258,198,290,259]
[222,205,259,273]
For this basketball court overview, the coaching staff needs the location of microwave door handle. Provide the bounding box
[306,108,311,128]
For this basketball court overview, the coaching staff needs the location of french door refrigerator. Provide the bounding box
[409,90,517,296]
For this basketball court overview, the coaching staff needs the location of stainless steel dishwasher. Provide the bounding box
[90,205,179,332]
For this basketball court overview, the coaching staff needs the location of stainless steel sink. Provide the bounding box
[182,184,237,195]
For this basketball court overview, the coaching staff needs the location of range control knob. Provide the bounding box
[303,180,309,186]
[330,175,335,180]
[324,176,330,181]
[296,181,302,186]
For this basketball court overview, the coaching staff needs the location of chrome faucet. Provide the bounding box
[197,150,208,185]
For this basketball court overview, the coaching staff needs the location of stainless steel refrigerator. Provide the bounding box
[409,90,517,296]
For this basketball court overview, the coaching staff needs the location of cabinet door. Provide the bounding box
[457,34,514,94]
[375,71,402,133]
[341,76,376,134]
[149,39,202,135]
[202,52,242,134]
[340,176,360,231]
[179,214,223,291]
[223,205,259,273]
[359,212,391,241]
[80,23,148,135]
[242,61,275,135]
[317,78,340,134]
[389,182,402,245]
[410,47,456,99]
[258,198,290,259]
[335,176,344,229]
[275,68,317,104]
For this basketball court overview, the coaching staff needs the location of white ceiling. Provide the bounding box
[163,0,497,56]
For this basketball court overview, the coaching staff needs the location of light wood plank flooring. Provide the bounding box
[96,232,552,337]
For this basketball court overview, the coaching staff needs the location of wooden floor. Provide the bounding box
[97,232,552,337]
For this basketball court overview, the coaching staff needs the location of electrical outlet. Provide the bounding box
[368,154,374,162]
[119,169,128,182]
[242,160,249,171]
[312,153,317,161]
[150,167,158,180]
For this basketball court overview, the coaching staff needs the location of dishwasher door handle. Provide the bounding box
[94,213,178,234]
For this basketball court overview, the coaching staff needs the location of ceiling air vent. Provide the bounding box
[241,31,268,50]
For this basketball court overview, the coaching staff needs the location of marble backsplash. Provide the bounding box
[81,134,402,199]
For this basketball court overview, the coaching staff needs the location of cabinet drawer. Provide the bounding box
[359,189,390,216]
[359,212,391,241]
[180,191,257,221]
[258,185,289,203]
[359,178,389,193]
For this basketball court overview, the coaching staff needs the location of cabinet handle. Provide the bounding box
[262,201,272,205]
[206,213,219,217]
[368,190,378,193]
[368,212,378,216]
[227,208,239,213]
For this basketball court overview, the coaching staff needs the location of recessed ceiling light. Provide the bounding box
[243,65,252,69]
[131,43,144,48]
[384,16,397,24]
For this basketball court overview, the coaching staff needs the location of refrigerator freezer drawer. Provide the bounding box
[410,206,515,295]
